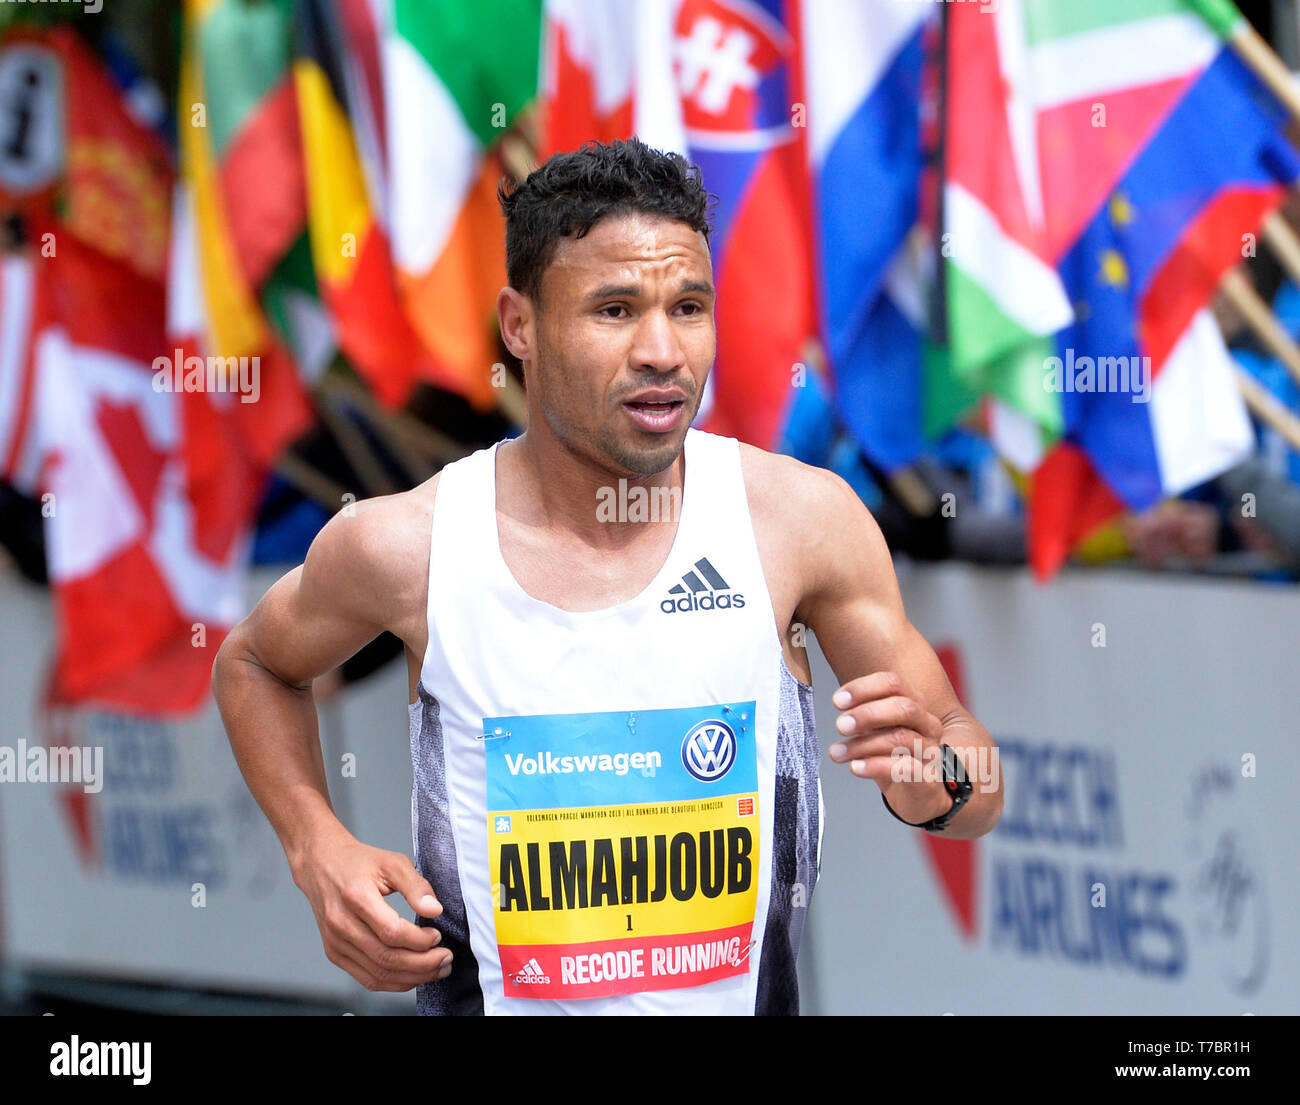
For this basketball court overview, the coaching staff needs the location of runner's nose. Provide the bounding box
[629,307,687,375]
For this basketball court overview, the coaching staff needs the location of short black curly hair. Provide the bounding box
[498,138,714,306]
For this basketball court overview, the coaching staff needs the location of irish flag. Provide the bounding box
[382,0,542,410]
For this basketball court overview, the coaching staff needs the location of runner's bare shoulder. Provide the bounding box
[296,472,441,645]
[735,440,888,596]
[735,441,853,539]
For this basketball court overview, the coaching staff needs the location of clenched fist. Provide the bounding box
[292,826,453,992]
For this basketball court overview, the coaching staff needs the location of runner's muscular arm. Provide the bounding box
[213,494,425,864]
[793,465,1003,839]
[212,490,453,991]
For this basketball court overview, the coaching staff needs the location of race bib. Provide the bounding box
[484,701,760,1000]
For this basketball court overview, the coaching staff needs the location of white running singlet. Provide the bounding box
[408,427,823,1015]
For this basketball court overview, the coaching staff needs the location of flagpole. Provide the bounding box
[313,376,431,487]
[1225,18,1300,122]
[315,385,399,497]
[1262,210,1300,278]
[1218,267,1300,389]
[328,375,468,466]
[275,452,350,511]
[1207,9,1300,408]
[1234,364,1300,450]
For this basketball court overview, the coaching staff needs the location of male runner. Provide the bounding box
[213,138,1003,1016]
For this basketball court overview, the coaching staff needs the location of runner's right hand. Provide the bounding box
[291,828,452,992]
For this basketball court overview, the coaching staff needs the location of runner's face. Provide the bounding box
[532,213,714,476]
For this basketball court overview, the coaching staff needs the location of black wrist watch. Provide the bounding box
[881,743,973,832]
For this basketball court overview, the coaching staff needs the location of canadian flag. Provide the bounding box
[33,232,254,715]
[538,0,717,421]
[539,0,688,164]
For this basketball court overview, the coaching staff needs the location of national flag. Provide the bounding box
[293,0,460,406]
[166,183,268,625]
[34,235,248,715]
[828,239,929,472]
[940,2,1073,438]
[382,0,542,410]
[538,0,635,161]
[1,24,172,493]
[1024,0,1231,264]
[669,0,818,450]
[178,0,313,465]
[941,0,1244,440]
[538,0,818,450]
[802,0,930,470]
[0,27,64,222]
[1029,40,1300,577]
[48,27,173,281]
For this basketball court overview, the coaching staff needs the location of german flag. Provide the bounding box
[293,0,456,406]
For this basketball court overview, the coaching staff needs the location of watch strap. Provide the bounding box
[880,743,972,832]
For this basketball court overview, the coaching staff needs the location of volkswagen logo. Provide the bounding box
[681,719,737,782]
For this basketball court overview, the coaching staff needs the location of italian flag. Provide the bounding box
[383,0,542,410]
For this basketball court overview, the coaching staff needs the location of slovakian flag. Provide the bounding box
[801,0,930,471]
[1029,42,1300,578]
[675,0,818,450]
[32,234,251,715]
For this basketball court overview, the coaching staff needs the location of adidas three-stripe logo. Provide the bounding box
[512,957,551,985]
[660,557,746,614]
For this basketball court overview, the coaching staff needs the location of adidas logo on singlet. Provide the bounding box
[660,557,746,614]
[511,957,551,985]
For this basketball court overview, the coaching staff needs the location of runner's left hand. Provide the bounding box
[827,671,952,825]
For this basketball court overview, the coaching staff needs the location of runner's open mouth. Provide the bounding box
[624,400,685,413]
